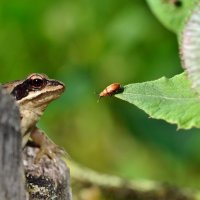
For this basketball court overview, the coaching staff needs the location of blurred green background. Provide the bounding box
[1,0,200,188]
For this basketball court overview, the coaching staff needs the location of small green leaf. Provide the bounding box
[115,73,200,129]
[146,0,199,34]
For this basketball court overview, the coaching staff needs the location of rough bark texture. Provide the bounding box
[0,86,26,200]
[23,146,72,200]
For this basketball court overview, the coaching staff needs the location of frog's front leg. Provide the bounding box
[30,127,65,163]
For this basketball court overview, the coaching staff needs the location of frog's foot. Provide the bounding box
[29,127,67,164]
[34,142,66,164]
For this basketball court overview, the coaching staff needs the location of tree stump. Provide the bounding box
[0,85,72,200]
[23,146,72,200]
[0,86,25,200]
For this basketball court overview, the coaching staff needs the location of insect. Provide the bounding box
[164,0,182,7]
[99,83,124,100]
[171,0,182,7]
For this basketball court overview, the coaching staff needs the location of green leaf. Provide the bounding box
[115,73,200,129]
[146,0,199,34]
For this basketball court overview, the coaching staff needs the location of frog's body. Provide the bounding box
[3,73,65,161]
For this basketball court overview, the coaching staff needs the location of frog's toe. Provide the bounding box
[34,144,66,164]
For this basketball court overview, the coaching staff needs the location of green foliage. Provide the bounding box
[115,73,200,129]
[146,0,199,34]
[1,0,200,190]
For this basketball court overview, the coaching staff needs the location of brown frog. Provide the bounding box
[3,73,65,161]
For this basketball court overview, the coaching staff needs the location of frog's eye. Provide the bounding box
[28,74,46,89]
[30,78,44,88]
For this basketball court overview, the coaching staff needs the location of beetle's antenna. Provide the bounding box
[97,95,102,103]
[94,91,98,95]
[93,90,101,103]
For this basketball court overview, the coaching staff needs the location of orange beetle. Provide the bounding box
[99,83,124,99]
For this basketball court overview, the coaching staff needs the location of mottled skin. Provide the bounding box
[3,73,65,161]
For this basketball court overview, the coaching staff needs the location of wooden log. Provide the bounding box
[70,161,200,200]
[23,146,72,200]
[0,86,26,200]
[0,85,72,200]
